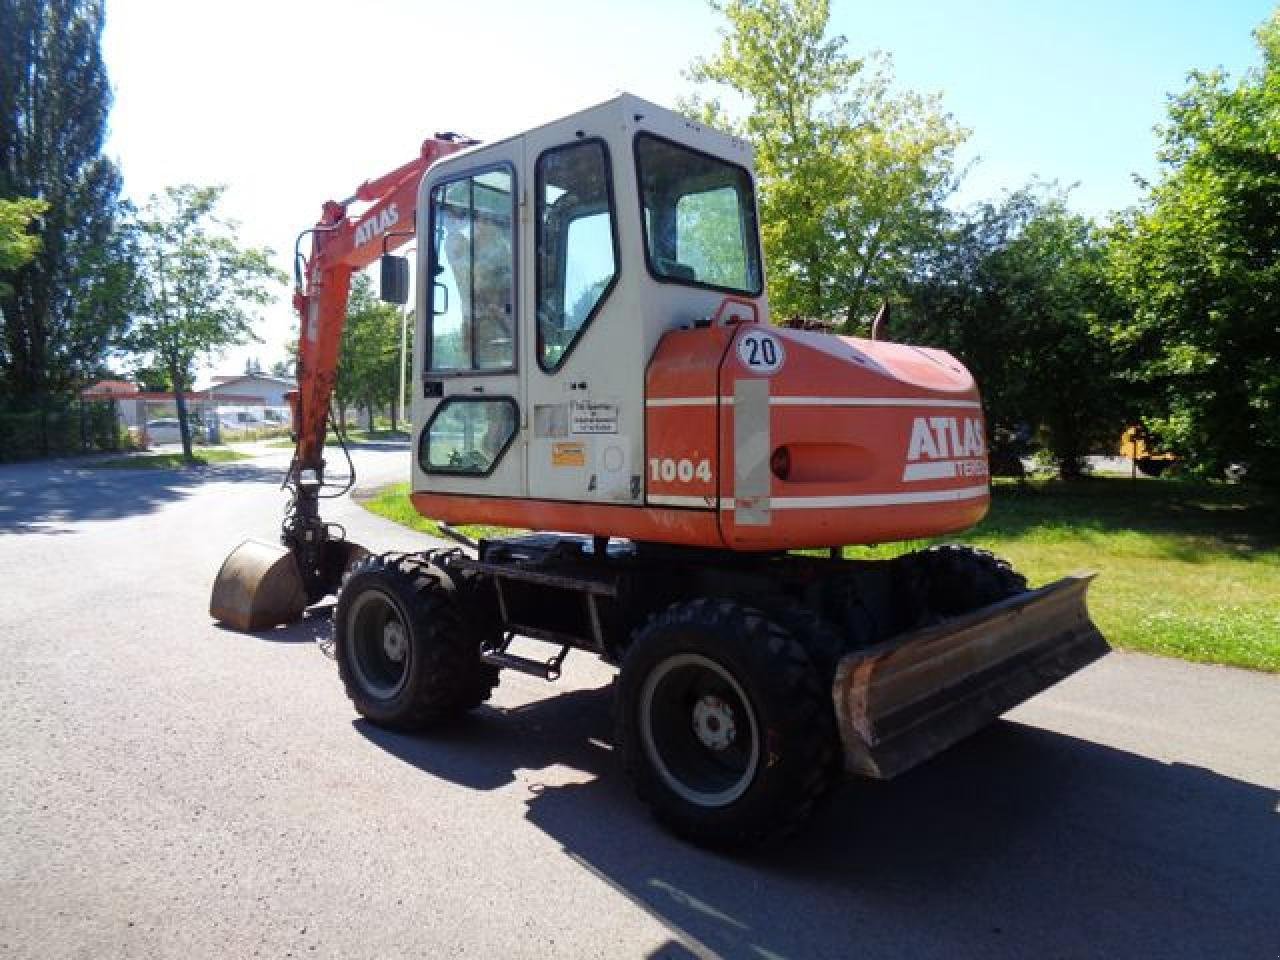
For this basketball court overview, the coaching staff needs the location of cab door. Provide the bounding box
[522,130,641,505]
[413,140,526,498]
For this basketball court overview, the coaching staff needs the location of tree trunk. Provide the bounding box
[169,361,195,462]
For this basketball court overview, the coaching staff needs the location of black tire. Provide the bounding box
[904,545,1028,618]
[616,598,838,849]
[333,553,499,730]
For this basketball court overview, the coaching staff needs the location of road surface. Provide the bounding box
[1,445,1277,959]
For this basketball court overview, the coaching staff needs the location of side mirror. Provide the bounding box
[380,254,410,305]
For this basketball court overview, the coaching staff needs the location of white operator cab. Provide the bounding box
[408,93,766,510]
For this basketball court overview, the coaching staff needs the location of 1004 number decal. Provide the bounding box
[648,457,713,484]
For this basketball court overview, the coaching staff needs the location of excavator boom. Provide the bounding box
[210,135,472,631]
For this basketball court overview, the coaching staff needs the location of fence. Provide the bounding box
[0,397,122,463]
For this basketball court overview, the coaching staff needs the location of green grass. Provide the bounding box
[90,450,251,469]
[358,477,1280,673]
[848,477,1280,672]
[265,428,411,449]
[357,483,519,542]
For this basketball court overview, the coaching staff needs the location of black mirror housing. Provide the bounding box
[380,254,410,305]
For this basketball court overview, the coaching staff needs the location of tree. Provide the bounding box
[125,185,285,460]
[1107,12,1280,482]
[0,0,133,405]
[335,273,403,433]
[687,0,965,330]
[901,186,1122,476]
[269,358,293,378]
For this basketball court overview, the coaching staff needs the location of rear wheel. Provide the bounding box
[902,545,1028,618]
[333,554,499,730]
[616,598,837,848]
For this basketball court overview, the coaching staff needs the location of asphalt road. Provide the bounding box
[1,445,1277,959]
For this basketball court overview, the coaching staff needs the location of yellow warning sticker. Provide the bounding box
[552,441,586,467]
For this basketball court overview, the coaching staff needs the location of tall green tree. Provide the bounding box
[902,187,1122,476]
[0,0,132,404]
[687,0,965,330]
[126,185,284,460]
[1108,12,1280,482]
[336,273,404,432]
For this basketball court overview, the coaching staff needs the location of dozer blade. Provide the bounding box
[210,539,308,632]
[833,572,1108,780]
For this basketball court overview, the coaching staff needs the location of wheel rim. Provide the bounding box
[639,653,760,808]
[348,589,411,700]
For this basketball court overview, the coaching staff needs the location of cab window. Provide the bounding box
[635,133,762,295]
[427,168,516,372]
[536,139,618,372]
[421,397,518,475]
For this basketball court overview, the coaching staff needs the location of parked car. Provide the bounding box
[145,417,203,445]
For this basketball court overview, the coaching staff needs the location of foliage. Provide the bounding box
[125,185,284,460]
[1106,12,1280,483]
[901,186,1123,475]
[0,395,120,462]
[0,0,133,404]
[129,361,171,392]
[0,197,48,290]
[687,0,965,330]
[336,273,408,431]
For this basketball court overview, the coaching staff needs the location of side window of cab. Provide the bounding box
[535,140,619,372]
[427,168,517,372]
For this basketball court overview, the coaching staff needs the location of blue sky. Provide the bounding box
[101,0,1274,372]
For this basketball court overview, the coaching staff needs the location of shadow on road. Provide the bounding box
[0,459,283,534]
[212,604,337,645]
[358,683,1279,959]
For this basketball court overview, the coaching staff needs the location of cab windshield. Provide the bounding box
[635,134,762,295]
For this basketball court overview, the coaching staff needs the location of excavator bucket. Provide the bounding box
[211,538,371,631]
[210,540,309,632]
[833,573,1108,780]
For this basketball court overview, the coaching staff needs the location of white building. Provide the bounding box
[200,374,297,407]
[196,374,297,425]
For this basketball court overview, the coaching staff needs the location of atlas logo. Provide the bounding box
[354,203,400,247]
[903,415,988,482]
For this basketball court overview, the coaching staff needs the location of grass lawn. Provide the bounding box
[359,477,1280,673]
[357,484,519,542]
[266,428,411,449]
[89,450,252,469]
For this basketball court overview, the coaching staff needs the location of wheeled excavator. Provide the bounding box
[211,95,1108,847]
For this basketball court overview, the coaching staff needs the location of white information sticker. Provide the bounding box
[736,330,785,374]
[570,399,619,434]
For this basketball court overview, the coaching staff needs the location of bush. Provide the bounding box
[0,398,121,462]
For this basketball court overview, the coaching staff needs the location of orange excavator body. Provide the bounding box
[410,321,990,550]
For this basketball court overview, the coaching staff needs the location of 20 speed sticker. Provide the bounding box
[737,330,785,374]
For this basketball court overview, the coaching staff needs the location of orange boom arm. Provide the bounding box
[291,136,471,478]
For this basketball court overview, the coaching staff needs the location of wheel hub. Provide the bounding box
[382,621,407,663]
[691,694,736,751]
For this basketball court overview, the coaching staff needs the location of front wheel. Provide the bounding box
[616,598,838,848]
[333,554,499,730]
